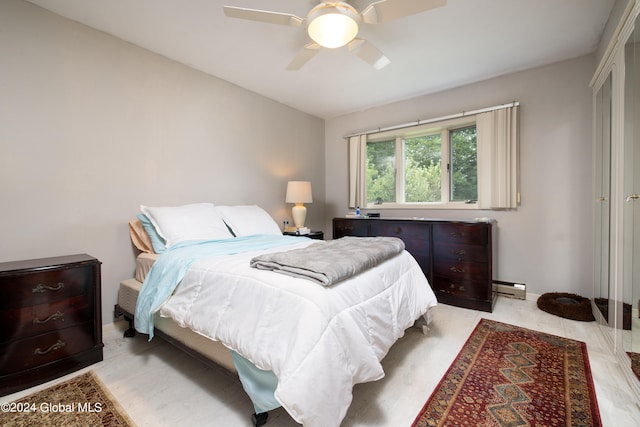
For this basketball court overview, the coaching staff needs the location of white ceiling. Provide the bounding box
[25,0,615,119]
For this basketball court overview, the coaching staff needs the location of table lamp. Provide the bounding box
[286,181,313,228]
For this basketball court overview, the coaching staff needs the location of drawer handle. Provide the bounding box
[34,340,66,356]
[450,266,465,273]
[448,283,465,291]
[394,227,402,234]
[450,232,466,237]
[451,249,466,256]
[33,311,65,325]
[32,282,65,293]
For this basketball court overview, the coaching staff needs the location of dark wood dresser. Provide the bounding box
[0,254,103,396]
[333,218,497,312]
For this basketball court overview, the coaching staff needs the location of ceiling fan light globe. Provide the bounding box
[307,3,359,49]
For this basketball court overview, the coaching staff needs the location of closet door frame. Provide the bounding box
[592,0,640,401]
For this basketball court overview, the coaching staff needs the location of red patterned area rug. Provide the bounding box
[412,319,601,426]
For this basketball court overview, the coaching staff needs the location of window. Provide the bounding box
[449,126,478,202]
[364,117,477,208]
[348,103,519,210]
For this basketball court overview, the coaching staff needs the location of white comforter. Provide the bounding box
[159,238,437,427]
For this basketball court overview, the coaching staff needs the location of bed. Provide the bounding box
[116,203,437,427]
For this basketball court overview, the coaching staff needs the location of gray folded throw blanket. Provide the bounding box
[250,236,405,286]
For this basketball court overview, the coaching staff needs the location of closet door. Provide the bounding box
[595,72,613,326]
[593,0,640,400]
[622,14,640,360]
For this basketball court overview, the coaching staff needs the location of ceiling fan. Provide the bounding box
[223,0,446,70]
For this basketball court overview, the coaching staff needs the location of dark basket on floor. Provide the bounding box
[537,293,595,322]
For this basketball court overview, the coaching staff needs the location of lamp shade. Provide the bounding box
[286,181,313,203]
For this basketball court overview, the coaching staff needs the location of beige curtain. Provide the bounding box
[348,135,367,208]
[476,105,520,209]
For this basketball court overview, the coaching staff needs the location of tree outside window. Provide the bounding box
[365,124,477,205]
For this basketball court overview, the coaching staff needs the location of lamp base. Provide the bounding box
[291,204,307,229]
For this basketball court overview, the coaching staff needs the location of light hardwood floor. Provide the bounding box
[3,297,640,426]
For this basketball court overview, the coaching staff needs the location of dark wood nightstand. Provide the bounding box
[283,231,324,240]
[0,254,103,396]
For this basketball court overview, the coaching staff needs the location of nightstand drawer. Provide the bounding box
[0,265,93,309]
[283,231,324,240]
[0,254,102,396]
[0,323,96,375]
[0,295,92,342]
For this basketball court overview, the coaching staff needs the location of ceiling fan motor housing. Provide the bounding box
[306,2,361,48]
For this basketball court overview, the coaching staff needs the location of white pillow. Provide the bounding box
[140,203,233,248]
[216,205,282,237]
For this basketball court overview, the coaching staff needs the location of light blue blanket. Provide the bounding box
[134,234,302,339]
[231,350,280,413]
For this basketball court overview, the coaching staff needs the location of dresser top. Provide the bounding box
[335,217,496,224]
[0,254,98,275]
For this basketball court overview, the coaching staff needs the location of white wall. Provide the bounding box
[0,0,325,323]
[0,0,600,319]
[324,55,596,298]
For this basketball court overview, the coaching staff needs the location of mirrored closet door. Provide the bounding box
[593,0,640,400]
[622,11,640,362]
[594,72,612,326]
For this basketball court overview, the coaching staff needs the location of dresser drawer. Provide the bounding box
[370,221,431,241]
[0,323,96,375]
[0,295,92,342]
[371,221,430,257]
[433,259,489,281]
[0,265,93,309]
[433,223,488,245]
[333,219,369,238]
[432,275,490,301]
[433,242,488,263]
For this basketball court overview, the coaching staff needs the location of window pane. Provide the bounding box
[366,140,396,204]
[450,126,478,201]
[403,134,442,203]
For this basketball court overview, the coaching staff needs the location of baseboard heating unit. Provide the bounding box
[493,280,526,300]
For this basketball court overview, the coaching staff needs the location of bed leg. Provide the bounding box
[251,412,268,426]
[123,315,136,338]
[114,304,137,338]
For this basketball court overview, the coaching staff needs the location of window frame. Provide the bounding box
[364,116,479,210]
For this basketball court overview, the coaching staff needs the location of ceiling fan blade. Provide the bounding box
[348,39,390,70]
[223,6,304,26]
[360,0,446,25]
[286,43,322,70]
